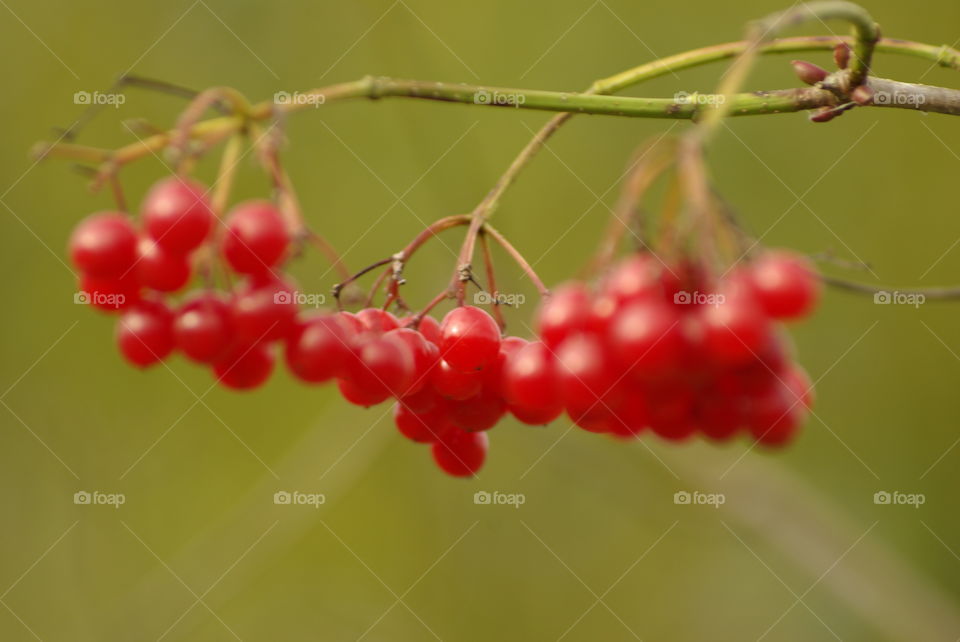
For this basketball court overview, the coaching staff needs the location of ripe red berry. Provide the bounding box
[556,333,617,411]
[285,314,354,382]
[536,282,591,348]
[386,328,438,396]
[69,212,138,278]
[431,358,483,400]
[340,333,414,406]
[699,285,770,365]
[214,342,275,390]
[749,251,820,320]
[502,341,563,424]
[356,308,399,333]
[136,237,191,292]
[141,176,213,253]
[405,314,442,345]
[393,402,447,443]
[431,427,488,477]
[174,292,232,363]
[447,387,506,432]
[115,299,175,368]
[608,299,687,376]
[222,200,289,276]
[78,272,140,312]
[601,253,662,303]
[439,306,501,372]
[231,277,299,344]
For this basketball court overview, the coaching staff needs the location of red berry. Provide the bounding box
[174,292,232,363]
[556,333,617,412]
[502,341,563,424]
[431,359,483,400]
[356,308,399,333]
[141,177,213,253]
[285,314,354,382]
[115,299,175,368]
[536,282,591,348]
[386,328,438,396]
[601,253,662,303]
[393,402,447,443]
[136,237,191,292]
[750,251,820,320]
[439,306,501,372]
[699,283,770,365]
[231,277,299,344]
[214,342,275,390]
[69,212,138,278]
[340,334,414,406]
[448,387,506,432]
[431,428,488,477]
[222,200,289,275]
[608,299,687,376]
[78,272,140,312]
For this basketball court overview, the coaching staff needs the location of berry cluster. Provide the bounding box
[68,176,295,388]
[526,251,820,445]
[68,177,821,478]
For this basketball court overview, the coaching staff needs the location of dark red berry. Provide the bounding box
[136,237,191,292]
[536,282,591,348]
[285,314,354,382]
[174,292,232,363]
[502,341,563,424]
[431,427,488,477]
[214,342,275,390]
[749,251,820,320]
[231,277,299,344]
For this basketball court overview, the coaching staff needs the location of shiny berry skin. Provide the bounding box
[699,286,770,365]
[386,328,438,396]
[140,177,213,253]
[174,292,232,363]
[136,238,191,292]
[431,427,488,477]
[78,272,140,312]
[556,333,616,411]
[285,314,354,383]
[502,341,563,423]
[448,387,506,432]
[340,334,414,406]
[231,277,299,344]
[69,212,138,278]
[608,300,687,376]
[356,308,399,333]
[439,306,501,372]
[115,299,175,368]
[222,200,289,276]
[393,402,447,443]
[404,314,442,345]
[214,342,275,390]
[536,282,591,348]
[509,402,563,426]
[749,251,820,320]
[431,359,483,400]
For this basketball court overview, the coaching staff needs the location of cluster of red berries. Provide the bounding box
[67,176,821,477]
[526,252,820,446]
[68,176,297,388]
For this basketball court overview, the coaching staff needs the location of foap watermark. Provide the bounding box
[873,290,925,308]
[273,91,325,108]
[873,90,926,107]
[674,490,725,508]
[473,90,526,107]
[673,290,725,307]
[273,490,326,508]
[274,290,326,307]
[74,91,125,108]
[74,490,125,508]
[674,91,725,106]
[873,490,925,508]
[473,490,525,508]
[74,290,125,309]
[473,290,526,308]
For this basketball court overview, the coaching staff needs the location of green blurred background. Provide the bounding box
[2,0,960,639]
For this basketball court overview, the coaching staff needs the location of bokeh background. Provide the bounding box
[2,0,960,640]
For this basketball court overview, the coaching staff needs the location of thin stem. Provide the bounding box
[482,223,549,297]
[821,275,960,299]
[478,232,506,330]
